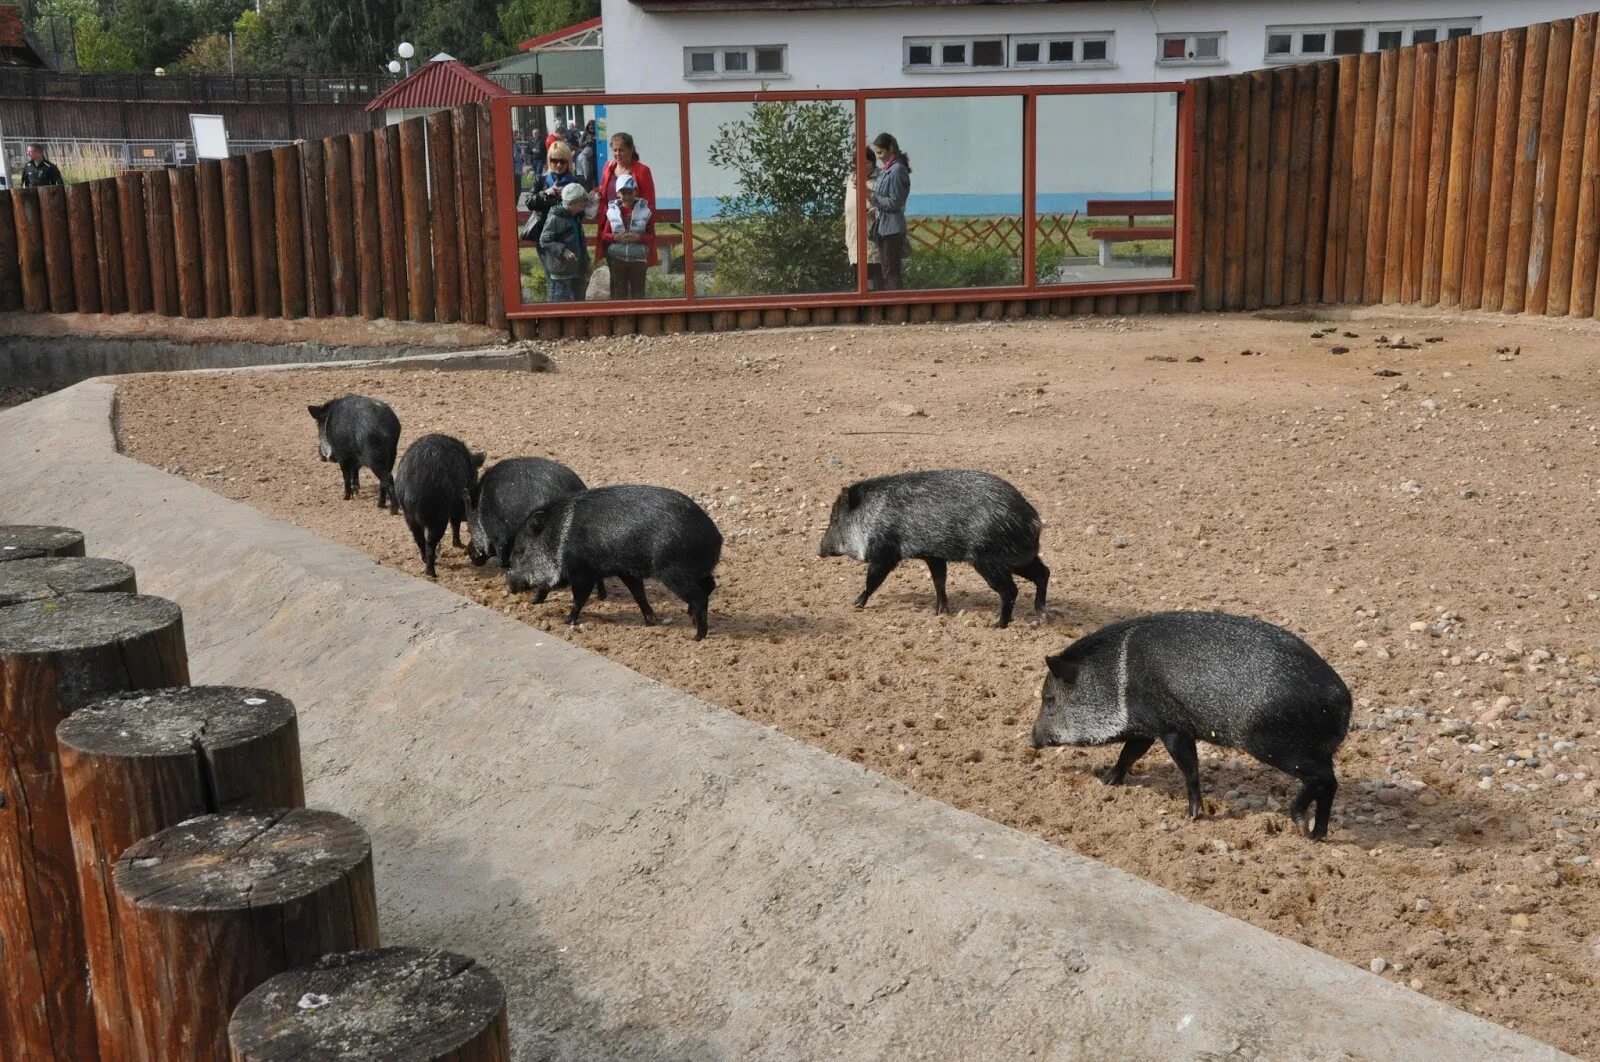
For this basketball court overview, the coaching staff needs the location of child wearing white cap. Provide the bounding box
[603,174,655,300]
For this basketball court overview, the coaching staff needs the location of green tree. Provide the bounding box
[705,98,855,296]
[74,14,141,70]
[172,5,286,74]
[487,0,597,59]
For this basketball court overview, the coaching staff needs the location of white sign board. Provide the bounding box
[190,114,230,160]
[0,121,10,190]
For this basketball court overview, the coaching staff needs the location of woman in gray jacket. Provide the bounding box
[868,132,911,290]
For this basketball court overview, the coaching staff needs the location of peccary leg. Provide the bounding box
[405,518,430,575]
[376,472,395,511]
[853,557,898,610]
[1280,759,1339,841]
[974,561,1019,628]
[925,559,949,615]
[340,458,359,500]
[1159,732,1204,819]
[596,579,609,601]
[1102,736,1154,785]
[566,573,596,626]
[451,516,466,549]
[619,575,659,626]
[662,570,713,639]
[424,525,444,579]
[1014,556,1050,620]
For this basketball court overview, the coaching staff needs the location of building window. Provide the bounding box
[1157,32,1225,66]
[684,44,788,80]
[906,33,1114,71]
[1266,20,1478,61]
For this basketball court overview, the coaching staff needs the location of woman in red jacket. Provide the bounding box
[596,132,659,278]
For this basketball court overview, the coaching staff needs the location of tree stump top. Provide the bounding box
[228,948,507,1061]
[116,810,370,913]
[59,686,295,759]
[0,592,181,656]
[0,557,136,606]
[0,525,85,561]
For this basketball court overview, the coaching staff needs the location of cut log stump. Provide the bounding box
[114,809,380,1060]
[0,557,136,606]
[0,525,85,562]
[58,687,305,1059]
[229,947,510,1062]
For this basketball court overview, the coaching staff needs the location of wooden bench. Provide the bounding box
[1085,199,1176,267]
[516,200,686,268]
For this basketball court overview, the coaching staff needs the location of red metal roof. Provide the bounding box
[365,58,510,112]
[518,16,602,52]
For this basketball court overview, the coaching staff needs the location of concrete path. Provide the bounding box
[0,381,1567,1060]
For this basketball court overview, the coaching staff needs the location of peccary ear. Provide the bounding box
[471,451,487,469]
[307,403,327,420]
[1045,653,1079,685]
[843,483,863,510]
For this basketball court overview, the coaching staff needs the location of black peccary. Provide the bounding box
[505,485,722,640]
[1030,611,1352,840]
[818,469,1049,628]
[466,457,587,568]
[307,395,402,510]
[393,433,485,578]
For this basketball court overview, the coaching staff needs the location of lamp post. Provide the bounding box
[396,41,415,78]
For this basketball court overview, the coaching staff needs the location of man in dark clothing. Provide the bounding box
[21,144,64,188]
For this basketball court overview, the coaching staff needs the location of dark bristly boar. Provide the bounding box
[818,469,1049,628]
[466,457,588,568]
[393,433,486,578]
[1031,611,1352,840]
[505,485,722,640]
[307,395,402,511]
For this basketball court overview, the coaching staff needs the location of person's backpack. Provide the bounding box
[519,190,549,244]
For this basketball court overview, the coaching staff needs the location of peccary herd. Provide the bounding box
[309,394,1353,839]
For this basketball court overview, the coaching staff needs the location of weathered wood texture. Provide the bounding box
[0,557,135,607]
[0,593,189,1060]
[114,809,379,1061]
[60,688,304,1060]
[0,525,85,561]
[228,948,510,1062]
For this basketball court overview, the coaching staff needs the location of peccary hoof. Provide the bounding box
[1099,768,1125,786]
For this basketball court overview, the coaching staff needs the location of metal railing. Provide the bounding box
[0,69,393,105]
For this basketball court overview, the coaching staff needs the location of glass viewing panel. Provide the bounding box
[686,98,856,299]
[862,95,1025,290]
[509,102,683,306]
[1033,92,1178,286]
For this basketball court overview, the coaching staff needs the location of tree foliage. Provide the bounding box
[487,0,597,59]
[705,98,855,296]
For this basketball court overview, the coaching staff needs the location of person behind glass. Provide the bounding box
[596,132,658,279]
[603,175,655,300]
[21,143,63,188]
[540,182,591,302]
[868,132,911,290]
[574,123,597,189]
[843,145,882,290]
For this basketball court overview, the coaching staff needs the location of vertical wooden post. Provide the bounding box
[170,168,206,319]
[1483,29,1527,312]
[1505,22,1551,313]
[1185,79,1209,311]
[1201,75,1230,311]
[1342,52,1379,303]
[1305,62,1336,304]
[1242,70,1271,309]
[221,157,254,316]
[1421,39,1458,306]
[454,106,486,325]
[0,526,85,560]
[0,557,135,606]
[1527,18,1574,315]
[1323,56,1358,302]
[272,146,306,319]
[143,170,179,317]
[245,152,280,319]
[1572,27,1600,317]
[350,132,383,320]
[427,111,462,324]
[1283,66,1316,304]
[1460,32,1504,310]
[324,135,357,316]
[92,181,127,314]
[1440,34,1481,306]
[37,185,75,313]
[1403,43,1438,302]
[115,173,151,314]
[1548,13,1595,315]
[399,117,435,322]
[299,139,332,318]
[228,949,510,1062]
[65,184,101,313]
[195,161,229,317]
[59,687,305,1060]
[13,188,48,313]
[114,810,380,1060]
[1224,75,1249,310]
[1362,48,1399,304]
[373,126,405,321]
[0,593,189,1061]
[0,193,20,312]
[1263,69,1293,307]
[1382,47,1417,305]
[479,103,505,329]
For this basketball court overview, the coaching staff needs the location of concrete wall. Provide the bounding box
[0,381,1569,1061]
[604,0,1598,91]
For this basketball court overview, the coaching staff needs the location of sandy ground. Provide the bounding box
[117,311,1600,1055]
